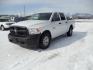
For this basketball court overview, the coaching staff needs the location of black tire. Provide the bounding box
[67,27,73,37]
[39,32,51,49]
[1,25,5,31]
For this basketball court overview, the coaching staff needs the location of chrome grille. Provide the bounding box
[10,26,28,37]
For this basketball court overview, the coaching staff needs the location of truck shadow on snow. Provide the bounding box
[20,31,87,51]
[47,31,87,51]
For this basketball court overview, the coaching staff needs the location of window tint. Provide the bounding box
[52,13,60,21]
[59,13,65,20]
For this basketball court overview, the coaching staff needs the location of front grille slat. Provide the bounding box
[10,26,28,37]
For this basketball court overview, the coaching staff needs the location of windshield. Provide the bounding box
[27,13,52,20]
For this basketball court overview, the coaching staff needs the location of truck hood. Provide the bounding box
[11,20,49,28]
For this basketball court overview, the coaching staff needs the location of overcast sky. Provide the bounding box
[0,0,93,15]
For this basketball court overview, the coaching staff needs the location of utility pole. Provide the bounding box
[24,5,26,16]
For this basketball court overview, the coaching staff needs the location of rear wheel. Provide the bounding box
[39,33,51,49]
[1,25,5,31]
[67,26,73,37]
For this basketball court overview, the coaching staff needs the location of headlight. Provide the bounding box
[29,28,41,34]
[6,23,13,25]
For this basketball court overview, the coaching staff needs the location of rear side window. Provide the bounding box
[59,13,65,20]
[52,13,60,21]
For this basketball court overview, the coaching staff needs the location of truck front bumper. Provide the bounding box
[8,33,41,49]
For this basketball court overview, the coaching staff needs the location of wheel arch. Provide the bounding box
[41,30,52,39]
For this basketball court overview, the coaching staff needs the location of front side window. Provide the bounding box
[27,13,52,20]
[52,13,60,21]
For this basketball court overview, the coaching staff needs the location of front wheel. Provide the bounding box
[39,33,51,49]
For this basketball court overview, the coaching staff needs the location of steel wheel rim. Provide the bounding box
[70,29,72,35]
[43,36,49,46]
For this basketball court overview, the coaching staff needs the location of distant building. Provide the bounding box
[72,13,93,19]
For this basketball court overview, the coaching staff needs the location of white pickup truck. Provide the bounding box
[8,12,75,49]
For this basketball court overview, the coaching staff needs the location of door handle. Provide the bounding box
[59,23,61,24]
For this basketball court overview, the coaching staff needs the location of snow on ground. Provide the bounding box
[0,20,93,70]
